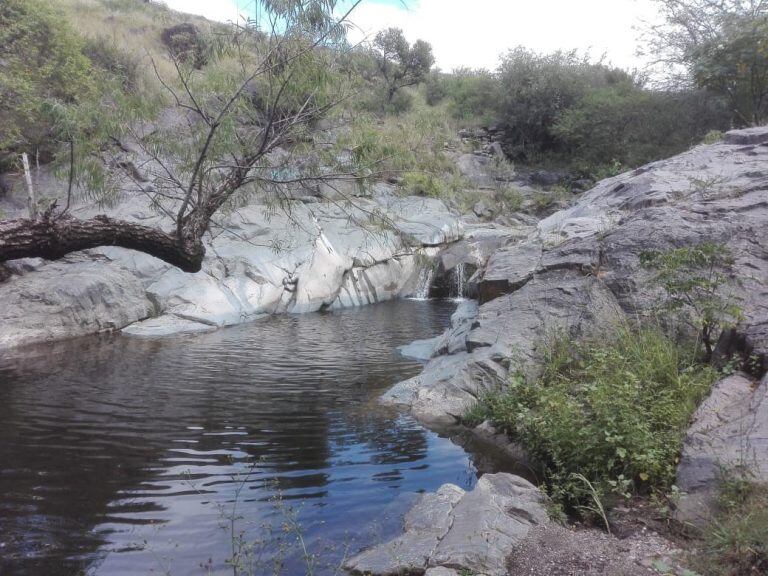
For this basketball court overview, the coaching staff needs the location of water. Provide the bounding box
[452,263,466,300]
[0,300,497,576]
[412,267,434,300]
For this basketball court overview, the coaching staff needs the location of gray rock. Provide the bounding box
[345,484,465,575]
[0,257,154,349]
[346,474,547,576]
[122,314,220,337]
[398,336,442,361]
[724,126,768,145]
[477,240,542,303]
[430,474,547,575]
[456,154,495,188]
[0,189,462,348]
[675,372,768,528]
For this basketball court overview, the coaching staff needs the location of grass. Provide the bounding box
[694,479,768,575]
[468,325,718,519]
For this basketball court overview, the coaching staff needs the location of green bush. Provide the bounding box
[0,0,97,164]
[476,326,717,515]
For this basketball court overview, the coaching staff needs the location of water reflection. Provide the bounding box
[0,300,485,576]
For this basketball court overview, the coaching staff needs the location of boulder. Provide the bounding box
[675,372,768,528]
[345,473,547,576]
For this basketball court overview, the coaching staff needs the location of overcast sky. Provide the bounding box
[163,0,661,72]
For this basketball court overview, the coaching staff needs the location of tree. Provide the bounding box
[496,47,629,160]
[640,243,743,359]
[372,28,434,103]
[645,0,768,124]
[0,0,363,273]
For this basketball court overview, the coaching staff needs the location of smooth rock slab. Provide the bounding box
[345,484,465,575]
[346,474,547,576]
[675,372,768,528]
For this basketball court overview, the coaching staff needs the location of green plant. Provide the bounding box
[695,479,768,575]
[702,130,725,144]
[640,243,743,359]
[479,326,718,516]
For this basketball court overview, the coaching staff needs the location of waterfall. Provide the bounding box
[452,262,466,300]
[412,267,434,300]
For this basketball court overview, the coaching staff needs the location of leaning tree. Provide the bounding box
[0,0,364,273]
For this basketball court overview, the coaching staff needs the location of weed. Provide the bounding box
[478,326,718,517]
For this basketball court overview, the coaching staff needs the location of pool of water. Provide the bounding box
[0,300,494,576]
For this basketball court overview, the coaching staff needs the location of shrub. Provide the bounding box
[476,326,717,516]
[442,68,500,125]
[161,22,208,69]
[0,0,96,164]
[82,36,140,90]
[640,243,743,359]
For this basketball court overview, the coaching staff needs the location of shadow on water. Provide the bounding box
[0,300,520,576]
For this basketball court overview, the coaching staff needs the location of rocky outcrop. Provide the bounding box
[0,190,462,349]
[385,126,768,425]
[345,473,548,576]
[675,372,768,528]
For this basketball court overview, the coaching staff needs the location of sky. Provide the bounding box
[162,0,661,72]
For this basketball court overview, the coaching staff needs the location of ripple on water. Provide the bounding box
[0,300,492,576]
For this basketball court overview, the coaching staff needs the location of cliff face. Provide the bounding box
[0,187,462,349]
[384,127,768,423]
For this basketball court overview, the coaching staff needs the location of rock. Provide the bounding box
[0,257,154,349]
[121,315,219,337]
[345,484,465,575]
[381,349,508,424]
[724,126,768,145]
[675,372,768,528]
[529,169,563,187]
[430,474,548,575]
[345,474,547,576]
[473,199,495,219]
[0,189,462,348]
[388,126,768,425]
[432,300,479,356]
[477,240,542,303]
[456,154,495,188]
[424,568,462,576]
[398,336,442,361]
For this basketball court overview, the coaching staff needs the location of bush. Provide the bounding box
[161,23,208,69]
[0,0,96,164]
[476,326,717,515]
[442,68,500,125]
[83,36,140,90]
[497,47,629,160]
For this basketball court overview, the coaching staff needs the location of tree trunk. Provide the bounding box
[0,215,206,273]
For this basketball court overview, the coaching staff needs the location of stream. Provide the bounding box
[0,299,507,576]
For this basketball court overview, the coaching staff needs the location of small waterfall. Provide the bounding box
[452,262,466,300]
[413,267,434,300]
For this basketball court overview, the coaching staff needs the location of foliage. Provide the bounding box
[496,47,630,161]
[82,35,140,90]
[427,68,500,125]
[372,27,434,104]
[695,479,768,575]
[476,326,718,516]
[646,0,768,125]
[691,14,768,125]
[640,243,743,359]
[160,22,209,69]
[553,85,729,173]
[0,0,97,165]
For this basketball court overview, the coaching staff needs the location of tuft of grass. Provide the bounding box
[477,326,718,519]
[695,480,768,575]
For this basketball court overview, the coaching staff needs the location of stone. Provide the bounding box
[675,372,768,528]
[473,199,494,219]
[456,154,495,188]
[724,126,768,145]
[430,474,548,575]
[476,240,542,303]
[346,474,547,576]
[345,484,465,575]
[0,186,462,347]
